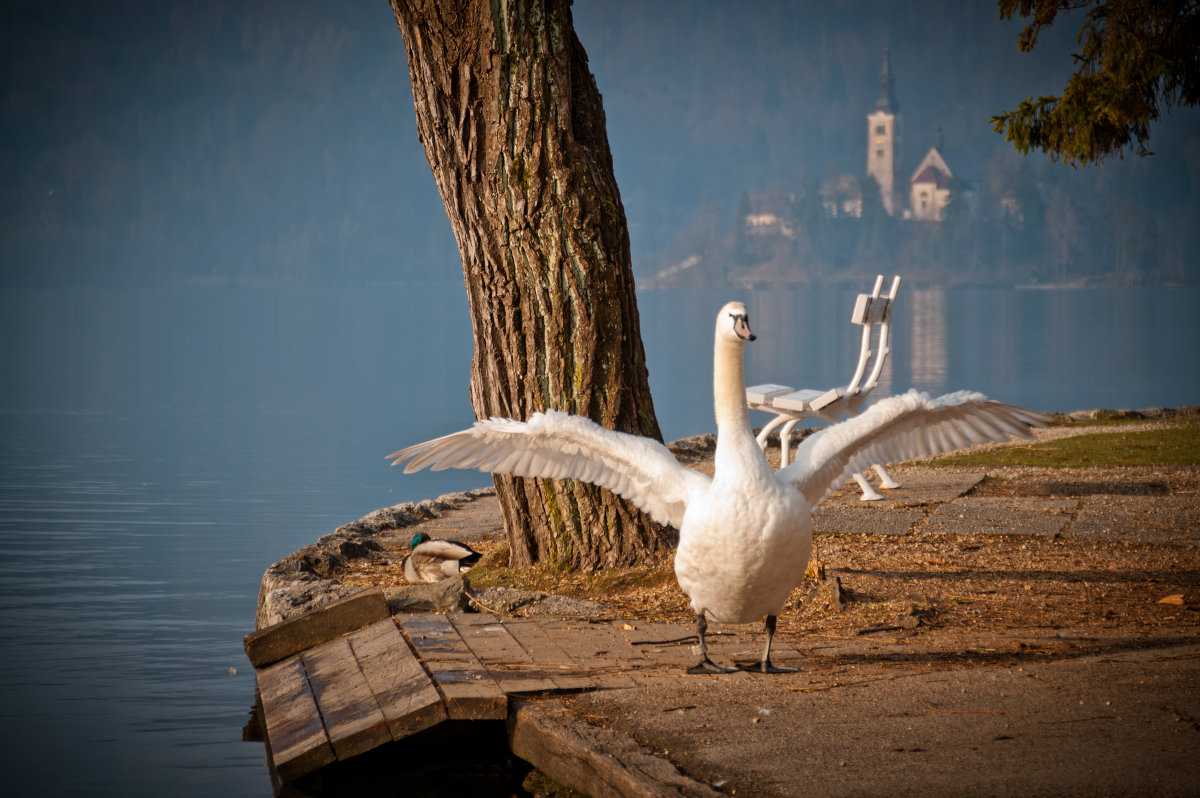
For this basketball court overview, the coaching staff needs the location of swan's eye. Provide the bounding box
[729,312,756,341]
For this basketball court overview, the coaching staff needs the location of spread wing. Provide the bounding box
[387,410,711,529]
[776,390,1049,507]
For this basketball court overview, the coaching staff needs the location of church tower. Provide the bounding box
[866,48,901,216]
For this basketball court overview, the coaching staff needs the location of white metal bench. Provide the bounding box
[747,274,902,500]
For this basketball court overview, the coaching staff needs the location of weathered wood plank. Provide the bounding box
[398,613,506,719]
[616,621,696,665]
[256,655,335,782]
[508,698,725,798]
[502,618,595,691]
[244,588,390,668]
[588,621,672,686]
[451,614,559,694]
[706,623,803,670]
[346,618,447,739]
[619,620,736,673]
[301,636,391,760]
[536,620,639,688]
[590,621,652,662]
[451,613,531,661]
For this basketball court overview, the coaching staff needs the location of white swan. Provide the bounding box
[388,302,1047,673]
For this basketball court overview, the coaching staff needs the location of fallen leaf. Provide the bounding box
[621,622,636,631]
[1157,594,1185,605]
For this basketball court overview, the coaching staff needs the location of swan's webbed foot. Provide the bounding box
[686,612,731,675]
[736,615,795,674]
[874,464,902,490]
[736,658,794,674]
[688,657,732,675]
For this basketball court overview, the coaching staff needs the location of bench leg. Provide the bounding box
[779,419,802,467]
[853,472,884,501]
[873,463,901,489]
[756,415,789,452]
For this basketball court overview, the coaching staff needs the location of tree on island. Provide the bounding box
[388,0,670,569]
[992,0,1200,166]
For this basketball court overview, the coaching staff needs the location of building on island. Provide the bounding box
[865,48,901,217]
[909,126,978,221]
[742,193,796,238]
[862,49,974,222]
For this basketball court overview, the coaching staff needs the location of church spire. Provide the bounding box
[875,47,898,113]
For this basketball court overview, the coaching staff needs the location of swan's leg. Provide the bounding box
[854,472,884,501]
[873,463,901,490]
[687,612,730,674]
[739,615,794,673]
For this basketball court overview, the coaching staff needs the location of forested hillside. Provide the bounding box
[3,0,1196,286]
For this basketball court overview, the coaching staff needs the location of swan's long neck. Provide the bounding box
[713,331,760,472]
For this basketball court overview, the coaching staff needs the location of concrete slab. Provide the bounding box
[1069,495,1200,546]
[823,470,986,508]
[921,496,1077,537]
[566,643,1200,798]
[813,506,925,536]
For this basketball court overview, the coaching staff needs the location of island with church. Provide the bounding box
[640,50,1140,291]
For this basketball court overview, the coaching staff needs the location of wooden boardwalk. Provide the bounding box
[245,587,754,784]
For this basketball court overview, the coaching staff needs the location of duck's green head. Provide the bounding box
[410,532,431,550]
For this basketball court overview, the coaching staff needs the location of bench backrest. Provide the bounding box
[846,275,901,397]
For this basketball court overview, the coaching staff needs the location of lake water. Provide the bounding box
[1,283,1197,796]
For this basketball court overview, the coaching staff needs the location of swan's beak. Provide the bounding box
[734,315,756,342]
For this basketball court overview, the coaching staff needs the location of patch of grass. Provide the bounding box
[929,421,1200,468]
[1051,415,1167,427]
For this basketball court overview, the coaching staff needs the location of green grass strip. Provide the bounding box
[928,420,1200,468]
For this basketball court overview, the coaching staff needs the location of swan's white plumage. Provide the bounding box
[388,410,710,529]
[778,389,1047,508]
[388,301,1049,662]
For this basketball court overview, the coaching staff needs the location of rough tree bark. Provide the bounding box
[389,0,671,568]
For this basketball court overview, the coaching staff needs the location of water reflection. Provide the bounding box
[0,284,1196,797]
[907,287,948,393]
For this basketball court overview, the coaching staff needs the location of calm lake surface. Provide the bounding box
[1,283,1197,796]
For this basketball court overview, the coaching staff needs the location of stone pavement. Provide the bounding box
[258,450,1200,796]
[563,638,1200,797]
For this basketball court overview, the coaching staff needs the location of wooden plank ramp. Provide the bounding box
[247,587,737,786]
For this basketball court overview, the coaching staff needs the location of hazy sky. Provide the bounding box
[2,0,1197,285]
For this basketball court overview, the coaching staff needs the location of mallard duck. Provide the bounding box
[388,301,1046,672]
[401,531,482,583]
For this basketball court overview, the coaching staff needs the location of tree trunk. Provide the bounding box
[390,0,672,568]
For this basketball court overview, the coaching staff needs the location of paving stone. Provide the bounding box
[822,470,986,508]
[813,506,925,536]
[921,496,1077,537]
[1069,495,1200,546]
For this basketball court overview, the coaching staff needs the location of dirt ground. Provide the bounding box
[327,424,1200,796]
[339,460,1200,665]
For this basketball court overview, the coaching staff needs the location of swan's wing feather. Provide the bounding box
[387,410,710,528]
[777,390,1049,507]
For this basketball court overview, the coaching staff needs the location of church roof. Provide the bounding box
[874,48,899,113]
[912,165,951,188]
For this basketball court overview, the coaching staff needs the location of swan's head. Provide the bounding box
[716,301,757,343]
